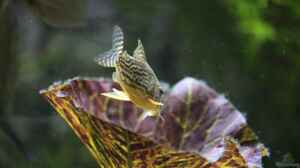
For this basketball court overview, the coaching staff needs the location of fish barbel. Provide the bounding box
[95,26,163,116]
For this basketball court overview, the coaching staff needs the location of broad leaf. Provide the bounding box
[40,77,268,168]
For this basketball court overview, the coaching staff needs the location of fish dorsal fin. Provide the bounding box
[95,25,124,67]
[133,39,146,60]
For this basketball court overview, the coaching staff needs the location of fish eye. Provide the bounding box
[159,88,164,95]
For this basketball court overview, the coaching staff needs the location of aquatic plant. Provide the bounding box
[40,77,268,167]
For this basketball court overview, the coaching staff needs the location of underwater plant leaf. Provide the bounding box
[40,78,208,168]
[40,77,268,168]
[154,78,268,167]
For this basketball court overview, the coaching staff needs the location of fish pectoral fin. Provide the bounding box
[112,88,126,95]
[148,98,163,106]
[101,88,130,101]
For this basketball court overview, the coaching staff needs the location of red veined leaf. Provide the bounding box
[40,77,268,167]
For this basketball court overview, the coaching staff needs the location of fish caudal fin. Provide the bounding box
[112,25,124,56]
[101,88,130,101]
[95,49,116,67]
[95,25,124,67]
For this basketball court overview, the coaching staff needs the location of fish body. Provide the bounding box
[95,26,163,115]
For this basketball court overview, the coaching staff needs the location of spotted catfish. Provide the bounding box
[95,26,163,116]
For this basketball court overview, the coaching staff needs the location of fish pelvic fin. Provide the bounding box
[95,25,124,67]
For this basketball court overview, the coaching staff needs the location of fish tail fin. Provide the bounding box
[95,25,124,67]
[95,49,116,67]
